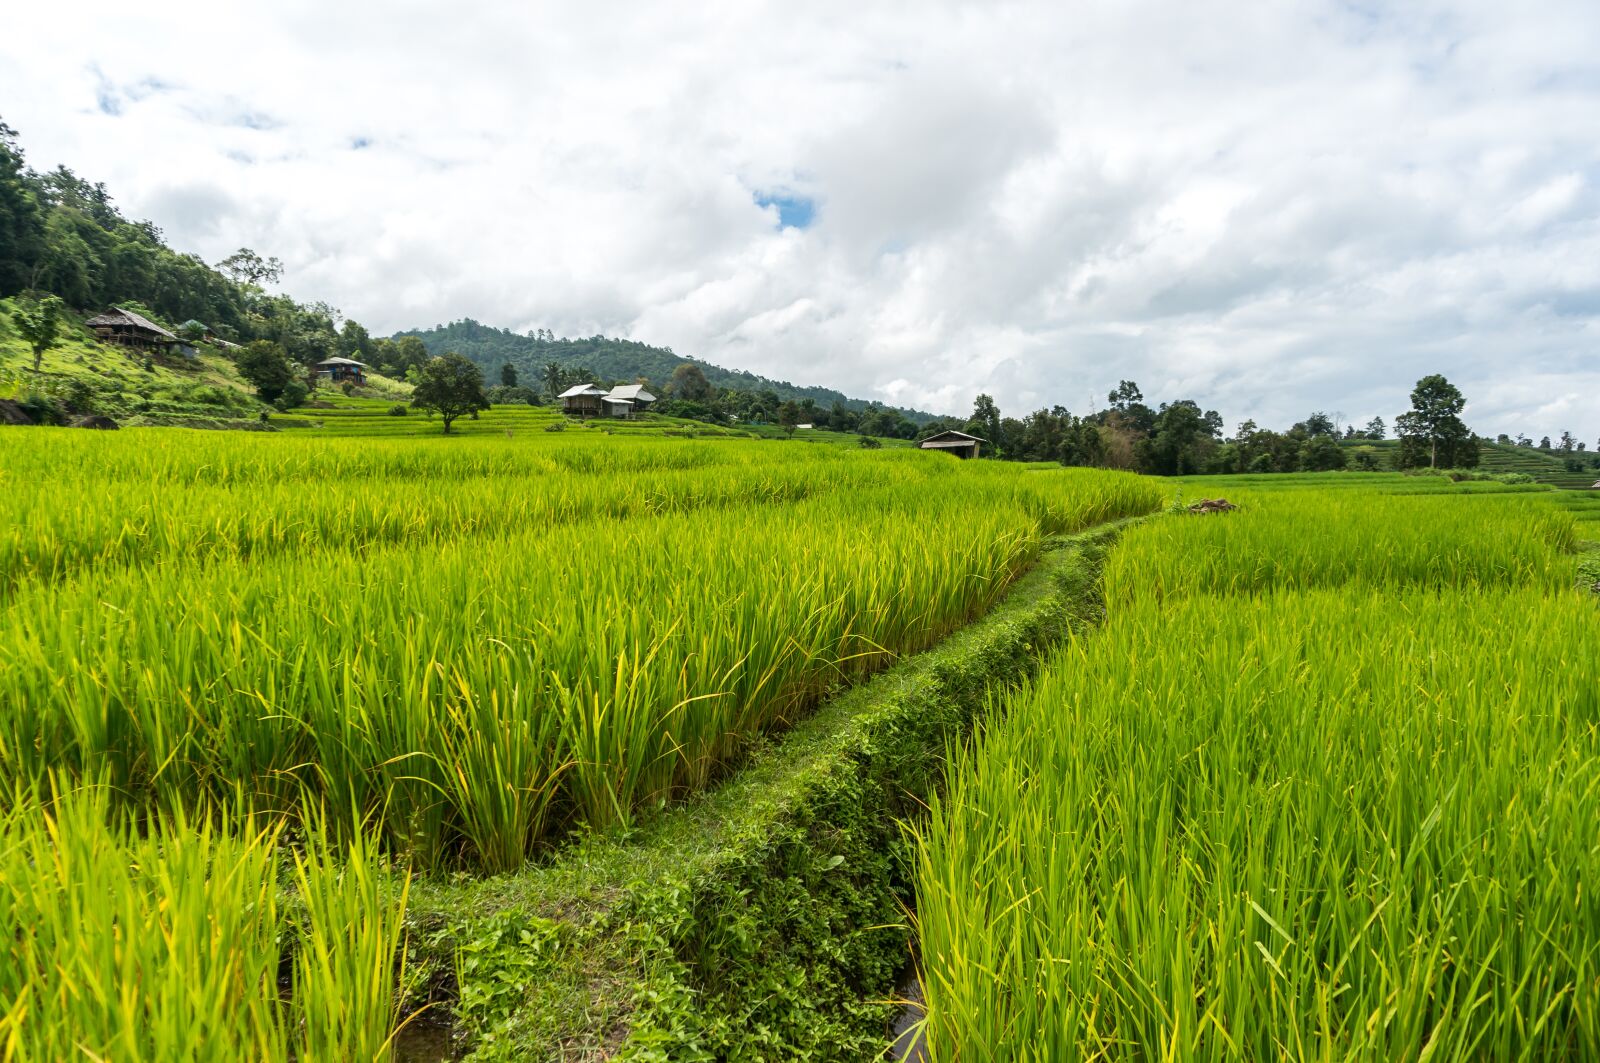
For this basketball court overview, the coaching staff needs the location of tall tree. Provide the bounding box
[0,119,45,296]
[1301,411,1336,437]
[1394,374,1476,469]
[669,362,713,402]
[10,294,65,372]
[338,319,372,359]
[1364,416,1386,440]
[968,394,1002,446]
[411,352,489,433]
[216,248,283,288]
[500,362,518,387]
[235,340,297,403]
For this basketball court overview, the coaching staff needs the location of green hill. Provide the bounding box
[1477,441,1599,489]
[0,298,265,428]
[395,318,934,422]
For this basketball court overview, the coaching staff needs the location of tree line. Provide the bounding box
[925,374,1486,474]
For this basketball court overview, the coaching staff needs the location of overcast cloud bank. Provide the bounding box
[2,0,1597,436]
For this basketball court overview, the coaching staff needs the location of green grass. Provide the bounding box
[915,486,1598,1060]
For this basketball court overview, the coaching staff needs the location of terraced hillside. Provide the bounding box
[1477,440,1600,488]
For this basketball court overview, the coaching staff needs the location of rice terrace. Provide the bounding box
[5,4,1600,1060]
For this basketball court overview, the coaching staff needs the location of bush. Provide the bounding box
[387,404,408,417]
[17,391,65,426]
[857,435,882,449]
[274,380,310,412]
[544,421,566,432]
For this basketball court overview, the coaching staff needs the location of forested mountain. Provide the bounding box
[396,318,933,422]
[0,119,348,364]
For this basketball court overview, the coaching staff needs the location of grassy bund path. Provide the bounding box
[0,424,1595,1059]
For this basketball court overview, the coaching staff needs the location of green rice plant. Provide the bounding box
[1108,490,1576,600]
[0,439,1160,871]
[915,584,1600,1061]
[0,782,410,1061]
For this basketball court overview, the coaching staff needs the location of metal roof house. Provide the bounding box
[85,307,178,351]
[602,383,657,420]
[559,382,609,416]
[312,357,368,384]
[918,430,986,459]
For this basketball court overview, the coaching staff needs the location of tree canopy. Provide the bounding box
[411,353,490,433]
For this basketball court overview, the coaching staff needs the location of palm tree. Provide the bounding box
[543,361,563,397]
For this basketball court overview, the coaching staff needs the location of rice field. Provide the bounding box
[914,487,1598,1060]
[0,427,1170,1055]
[0,431,1160,875]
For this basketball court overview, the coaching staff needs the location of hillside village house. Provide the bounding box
[312,357,367,385]
[560,382,658,419]
[918,430,985,459]
[558,382,609,416]
[603,383,656,419]
[86,307,178,352]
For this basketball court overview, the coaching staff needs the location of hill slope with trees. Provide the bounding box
[394,318,933,424]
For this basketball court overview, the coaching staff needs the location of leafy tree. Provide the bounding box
[500,362,518,388]
[1301,411,1336,437]
[235,340,297,403]
[339,319,372,359]
[670,362,714,402]
[10,294,66,371]
[1137,400,1219,475]
[274,379,309,411]
[1299,434,1348,471]
[967,394,1002,448]
[778,399,802,433]
[1558,430,1576,452]
[1395,374,1476,469]
[411,352,489,433]
[1108,380,1143,411]
[542,361,564,398]
[216,247,283,288]
[0,119,45,296]
[1540,436,1552,450]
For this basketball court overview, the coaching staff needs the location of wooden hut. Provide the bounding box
[918,430,985,459]
[559,382,609,417]
[85,307,178,351]
[602,383,657,419]
[312,357,368,385]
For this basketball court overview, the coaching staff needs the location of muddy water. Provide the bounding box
[888,965,928,1061]
[390,1010,464,1063]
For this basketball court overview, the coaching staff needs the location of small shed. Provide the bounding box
[86,307,178,351]
[559,382,609,417]
[313,357,368,385]
[918,430,985,459]
[602,383,657,419]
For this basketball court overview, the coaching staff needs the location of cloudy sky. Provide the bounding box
[3,0,1597,436]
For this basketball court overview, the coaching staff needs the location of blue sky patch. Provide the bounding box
[755,192,815,230]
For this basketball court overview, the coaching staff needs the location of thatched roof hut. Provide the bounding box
[86,307,178,350]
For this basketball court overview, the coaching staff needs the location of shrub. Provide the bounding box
[274,380,310,412]
[387,404,408,416]
[858,435,882,449]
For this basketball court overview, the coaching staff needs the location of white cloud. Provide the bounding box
[2,0,1598,439]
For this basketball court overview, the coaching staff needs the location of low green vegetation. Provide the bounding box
[915,485,1597,1060]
